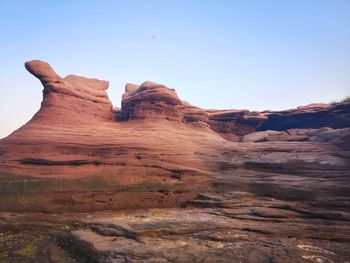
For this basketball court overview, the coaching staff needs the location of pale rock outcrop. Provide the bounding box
[242,130,288,142]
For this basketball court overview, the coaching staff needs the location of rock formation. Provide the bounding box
[259,103,350,131]
[0,60,350,262]
[24,60,113,124]
[0,59,349,212]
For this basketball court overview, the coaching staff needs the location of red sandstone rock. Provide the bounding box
[23,60,113,127]
[0,60,349,212]
[1,60,350,263]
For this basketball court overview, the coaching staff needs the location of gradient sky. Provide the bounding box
[0,0,349,138]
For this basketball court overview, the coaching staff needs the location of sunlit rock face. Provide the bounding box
[24,60,113,124]
[0,60,349,213]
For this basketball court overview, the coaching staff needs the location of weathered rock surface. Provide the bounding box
[24,60,113,124]
[0,60,349,211]
[1,198,350,262]
[0,60,350,262]
[259,103,350,131]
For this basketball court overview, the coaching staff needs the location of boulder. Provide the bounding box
[242,130,288,142]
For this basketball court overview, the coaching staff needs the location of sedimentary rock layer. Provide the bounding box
[0,60,349,212]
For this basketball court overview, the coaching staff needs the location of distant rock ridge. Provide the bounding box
[20,60,350,136]
[258,102,350,131]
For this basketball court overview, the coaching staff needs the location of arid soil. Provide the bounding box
[0,61,349,262]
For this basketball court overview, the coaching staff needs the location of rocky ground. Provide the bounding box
[1,191,350,263]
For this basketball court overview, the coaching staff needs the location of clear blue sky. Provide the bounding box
[0,0,349,138]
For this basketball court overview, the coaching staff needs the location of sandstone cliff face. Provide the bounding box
[0,60,349,213]
[24,60,113,125]
[117,80,270,136]
[116,77,350,136]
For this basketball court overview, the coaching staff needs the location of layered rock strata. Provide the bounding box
[0,60,349,212]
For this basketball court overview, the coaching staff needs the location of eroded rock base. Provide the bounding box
[1,190,349,263]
